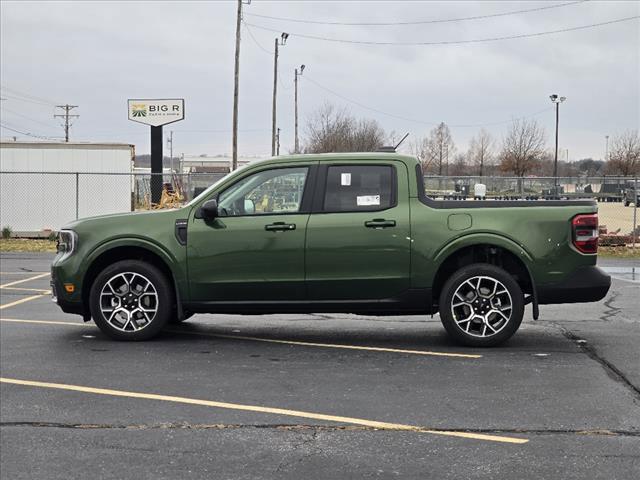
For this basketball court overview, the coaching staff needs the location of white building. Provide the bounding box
[0,141,134,235]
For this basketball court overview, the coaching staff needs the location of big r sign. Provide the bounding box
[127,99,185,127]
[127,98,185,204]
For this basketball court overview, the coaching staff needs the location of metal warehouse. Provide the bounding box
[0,141,134,235]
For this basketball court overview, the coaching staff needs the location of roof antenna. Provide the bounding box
[394,132,409,150]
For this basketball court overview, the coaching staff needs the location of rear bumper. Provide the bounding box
[537,266,611,305]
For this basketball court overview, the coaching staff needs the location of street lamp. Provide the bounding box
[294,64,305,154]
[550,94,566,195]
[272,32,289,156]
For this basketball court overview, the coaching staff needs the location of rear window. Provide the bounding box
[323,165,394,212]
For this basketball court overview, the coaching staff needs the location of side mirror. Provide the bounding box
[200,199,218,220]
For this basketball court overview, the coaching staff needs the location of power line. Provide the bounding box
[246,1,587,26]
[0,86,60,106]
[0,122,61,140]
[1,107,59,129]
[0,93,55,107]
[303,75,554,128]
[245,15,639,46]
[243,20,273,55]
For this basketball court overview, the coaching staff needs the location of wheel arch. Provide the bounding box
[431,234,537,316]
[82,239,184,319]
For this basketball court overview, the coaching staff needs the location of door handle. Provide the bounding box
[265,222,296,231]
[364,219,396,229]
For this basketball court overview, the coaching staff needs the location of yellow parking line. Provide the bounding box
[0,272,50,289]
[0,272,49,275]
[169,329,483,359]
[1,286,51,294]
[0,377,527,444]
[0,318,80,326]
[0,294,48,310]
[0,318,481,359]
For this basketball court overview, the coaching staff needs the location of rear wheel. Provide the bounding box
[438,264,524,347]
[89,260,173,341]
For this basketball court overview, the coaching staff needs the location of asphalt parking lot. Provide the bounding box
[1,253,639,479]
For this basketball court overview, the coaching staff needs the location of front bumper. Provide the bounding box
[51,266,87,318]
[537,266,611,305]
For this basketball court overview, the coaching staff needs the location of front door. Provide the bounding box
[305,162,411,301]
[187,165,313,302]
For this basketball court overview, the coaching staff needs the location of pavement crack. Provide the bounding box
[599,290,622,322]
[1,422,639,437]
[552,322,640,400]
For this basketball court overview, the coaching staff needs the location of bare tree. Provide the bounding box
[606,130,640,176]
[468,129,494,176]
[450,152,468,176]
[411,136,435,173]
[499,119,546,177]
[422,122,455,175]
[303,103,386,153]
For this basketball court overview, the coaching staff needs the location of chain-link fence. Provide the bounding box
[0,171,637,248]
[424,175,638,248]
[0,172,225,235]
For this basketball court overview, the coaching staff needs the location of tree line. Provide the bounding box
[302,102,640,177]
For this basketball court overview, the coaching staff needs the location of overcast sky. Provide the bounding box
[1,0,638,161]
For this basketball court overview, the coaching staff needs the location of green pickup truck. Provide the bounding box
[52,152,611,346]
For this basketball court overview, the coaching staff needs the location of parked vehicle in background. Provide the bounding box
[51,152,611,347]
[623,182,639,206]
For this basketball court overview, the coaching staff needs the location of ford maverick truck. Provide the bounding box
[52,153,611,346]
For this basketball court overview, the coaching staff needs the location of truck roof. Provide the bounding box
[256,151,420,167]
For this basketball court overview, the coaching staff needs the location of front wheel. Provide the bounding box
[89,260,174,341]
[438,264,524,347]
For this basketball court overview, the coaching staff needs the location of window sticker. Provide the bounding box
[356,195,380,206]
[341,173,351,186]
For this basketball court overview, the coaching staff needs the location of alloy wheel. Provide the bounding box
[99,272,159,332]
[450,275,513,338]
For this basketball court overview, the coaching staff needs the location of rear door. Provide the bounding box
[305,161,411,300]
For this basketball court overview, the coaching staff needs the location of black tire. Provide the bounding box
[438,263,524,347]
[624,200,630,207]
[89,260,174,341]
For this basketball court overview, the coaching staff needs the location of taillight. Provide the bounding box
[572,214,598,254]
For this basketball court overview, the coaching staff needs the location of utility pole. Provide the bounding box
[272,32,288,156]
[605,135,609,162]
[232,0,251,171]
[276,127,281,156]
[54,104,79,142]
[294,64,305,154]
[549,94,566,195]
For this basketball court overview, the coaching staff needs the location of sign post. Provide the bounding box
[128,99,185,204]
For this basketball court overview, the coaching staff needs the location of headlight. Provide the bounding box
[56,230,77,256]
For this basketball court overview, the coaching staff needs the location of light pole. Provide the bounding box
[605,135,609,162]
[294,64,305,154]
[276,127,281,156]
[550,94,566,194]
[272,32,288,156]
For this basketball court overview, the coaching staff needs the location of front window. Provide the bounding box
[217,167,308,216]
